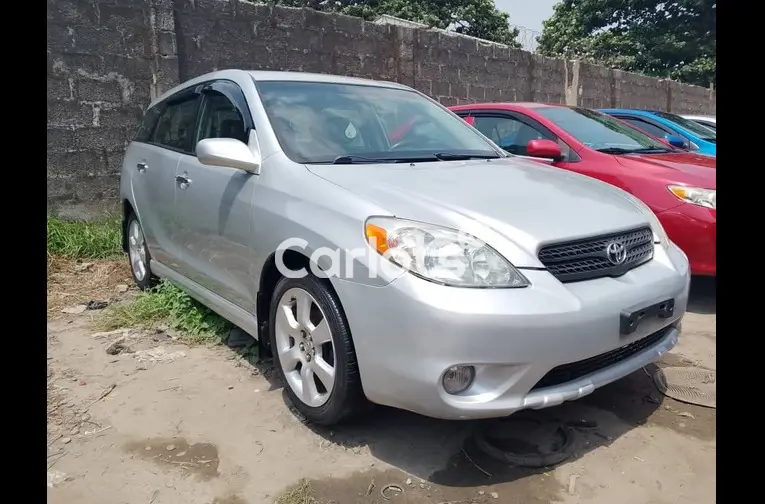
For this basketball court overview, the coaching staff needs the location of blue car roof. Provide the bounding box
[598,109,658,116]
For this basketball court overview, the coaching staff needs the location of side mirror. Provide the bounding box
[196,136,261,174]
[526,139,562,161]
[462,116,476,126]
[664,135,688,149]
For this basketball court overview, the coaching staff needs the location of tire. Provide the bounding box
[269,274,367,425]
[126,213,157,291]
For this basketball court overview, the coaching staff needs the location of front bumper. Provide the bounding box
[658,204,715,276]
[332,243,690,420]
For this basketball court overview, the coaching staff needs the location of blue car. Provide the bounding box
[598,108,716,156]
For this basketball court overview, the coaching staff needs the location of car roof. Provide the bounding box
[149,69,410,108]
[681,114,716,121]
[598,108,664,116]
[450,102,564,112]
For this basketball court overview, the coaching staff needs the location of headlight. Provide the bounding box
[364,217,529,288]
[668,185,716,209]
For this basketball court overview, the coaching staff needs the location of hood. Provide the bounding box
[616,152,716,188]
[307,157,651,266]
[697,143,716,156]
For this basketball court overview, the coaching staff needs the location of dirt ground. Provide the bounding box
[47,261,716,504]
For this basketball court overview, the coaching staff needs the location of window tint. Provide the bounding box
[197,92,248,144]
[473,116,546,156]
[536,107,669,152]
[652,111,716,140]
[135,104,163,143]
[620,118,671,139]
[151,96,200,152]
[471,115,575,160]
[257,81,498,164]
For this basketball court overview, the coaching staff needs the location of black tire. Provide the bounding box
[269,274,368,425]
[126,213,157,291]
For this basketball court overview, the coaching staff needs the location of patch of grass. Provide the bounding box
[275,479,316,504]
[99,280,232,344]
[47,216,122,259]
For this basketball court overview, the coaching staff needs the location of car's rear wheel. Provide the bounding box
[269,275,367,425]
[126,214,156,291]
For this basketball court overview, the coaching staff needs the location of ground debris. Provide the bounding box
[568,474,578,495]
[47,469,69,488]
[106,338,131,355]
[134,346,186,364]
[62,304,87,314]
[86,300,109,310]
[74,262,94,272]
[92,328,131,339]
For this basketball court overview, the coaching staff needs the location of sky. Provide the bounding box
[494,0,558,33]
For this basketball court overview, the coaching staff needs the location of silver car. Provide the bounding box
[120,70,690,425]
[680,114,716,131]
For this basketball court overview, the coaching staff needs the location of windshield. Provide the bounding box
[536,106,672,153]
[256,80,501,164]
[653,111,716,142]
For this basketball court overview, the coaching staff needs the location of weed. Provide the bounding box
[275,479,316,504]
[47,216,122,259]
[99,280,232,344]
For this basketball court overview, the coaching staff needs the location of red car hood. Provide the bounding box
[615,152,716,188]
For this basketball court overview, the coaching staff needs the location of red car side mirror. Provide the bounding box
[462,116,475,126]
[526,139,562,161]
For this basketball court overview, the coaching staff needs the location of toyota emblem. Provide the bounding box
[605,241,627,265]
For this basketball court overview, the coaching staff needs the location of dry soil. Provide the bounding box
[46,262,715,504]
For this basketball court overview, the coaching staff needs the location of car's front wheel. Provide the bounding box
[126,214,156,291]
[269,275,367,425]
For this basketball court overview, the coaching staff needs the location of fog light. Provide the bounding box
[442,365,475,395]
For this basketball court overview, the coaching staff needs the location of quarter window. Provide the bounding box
[135,104,163,143]
[197,92,248,145]
[150,95,200,152]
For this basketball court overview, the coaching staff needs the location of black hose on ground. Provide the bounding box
[472,417,576,468]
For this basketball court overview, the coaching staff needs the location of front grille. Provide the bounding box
[530,326,672,391]
[538,227,654,283]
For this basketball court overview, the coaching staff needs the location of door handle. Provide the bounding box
[136,162,148,173]
[175,173,192,189]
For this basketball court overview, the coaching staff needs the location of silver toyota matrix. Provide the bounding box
[120,70,690,425]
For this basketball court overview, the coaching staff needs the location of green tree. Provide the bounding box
[537,0,716,87]
[265,0,521,47]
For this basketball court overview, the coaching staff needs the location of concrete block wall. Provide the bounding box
[47,0,717,211]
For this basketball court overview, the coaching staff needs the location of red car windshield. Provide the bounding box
[536,107,672,154]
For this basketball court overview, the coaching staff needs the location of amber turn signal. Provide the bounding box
[365,223,388,254]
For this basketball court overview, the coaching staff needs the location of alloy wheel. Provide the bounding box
[274,287,337,407]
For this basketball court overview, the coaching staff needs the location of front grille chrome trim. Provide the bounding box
[538,227,654,283]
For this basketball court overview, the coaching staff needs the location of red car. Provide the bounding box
[448,103,716,276]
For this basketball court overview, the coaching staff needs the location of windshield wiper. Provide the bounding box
[595,147,635,154]
[595,147,669,155]
[330,152,499,165]
[332,155,399,164]
[628,147,672,154]
[433,152,501,161]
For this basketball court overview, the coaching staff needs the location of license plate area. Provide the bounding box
[620,298,675,335]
